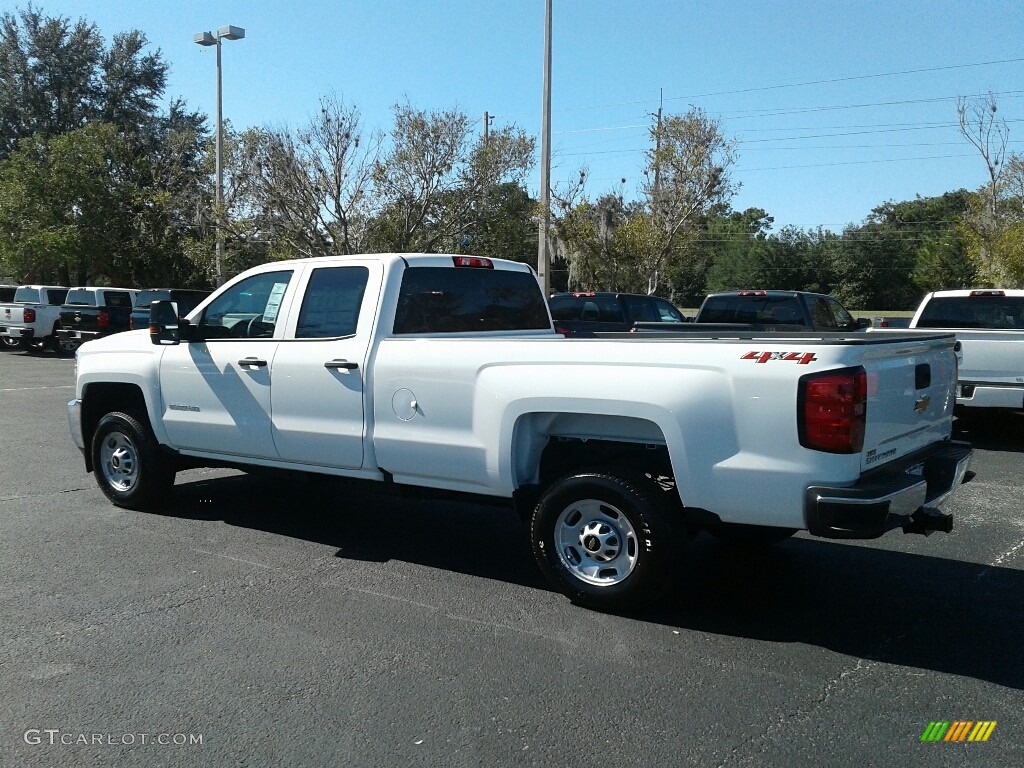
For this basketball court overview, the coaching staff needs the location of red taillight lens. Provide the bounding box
[554,325,573,337]
[129,315,134,330]
[98,310,110,328]
[24,308,36,322]
[799,367,867,454]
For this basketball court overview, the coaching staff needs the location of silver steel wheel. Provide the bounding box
[554,499,638,586]
[99,430,139,493]
[57,337,79,354]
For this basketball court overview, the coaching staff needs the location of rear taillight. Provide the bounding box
[799,367,867,454]
[554,325,573,337]
[24,308,35,322]
[738,290,767,297]
[129,315,134,330]
[98,310,110,328]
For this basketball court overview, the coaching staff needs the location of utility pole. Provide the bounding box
[537,0,552,295]
[653,88,663,200]
[483,110,493,146]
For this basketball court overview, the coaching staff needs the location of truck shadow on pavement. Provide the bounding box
[166,471,1023,692]
[953,410,1024,452]
[656,534,1024,691]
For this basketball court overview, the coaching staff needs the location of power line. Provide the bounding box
[499,57,1024,119]
[668,57,1024,101]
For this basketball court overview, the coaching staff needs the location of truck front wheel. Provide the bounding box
[530,470,677,611]
[91,412,175,510]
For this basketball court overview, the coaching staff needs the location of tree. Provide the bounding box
[555,108,737,299]
[956,94,1024,285]
[233,95,382,259]
[366,102,535,253]
[642,108,737,295]
[0,4,167,158]
[0,125,123,284]
[704,208,774,292]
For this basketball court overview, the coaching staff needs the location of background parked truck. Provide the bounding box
[0,285,70,351]
[908,289,1024,414]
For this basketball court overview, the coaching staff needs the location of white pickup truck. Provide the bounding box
[909,289,1024,414]
[68,254,972,610]
[0,285,70,350]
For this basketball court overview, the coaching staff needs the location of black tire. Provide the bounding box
[530,469,679,611]
[49,325,79,360]
[707,523,796,547]
[0,336,26,350]
[91,411,175,510]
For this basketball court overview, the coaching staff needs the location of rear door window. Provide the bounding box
[393,267,550,334]
[653,298,684,323]
[805,296,837,329]
[622,296,659,323]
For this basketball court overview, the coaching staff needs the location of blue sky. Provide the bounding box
[24,0,1024,232]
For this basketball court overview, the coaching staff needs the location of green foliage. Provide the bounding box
[366,102,535,254]
[0,4,168,159]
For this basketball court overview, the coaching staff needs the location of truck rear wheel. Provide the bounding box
[530,469,677,611]
[91,412,175,510]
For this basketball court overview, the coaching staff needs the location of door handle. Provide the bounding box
[238,357,267,368]
[324,359,359,370]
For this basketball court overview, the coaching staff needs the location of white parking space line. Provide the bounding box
[0,385,75,391]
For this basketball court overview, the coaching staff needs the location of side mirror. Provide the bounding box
[149,300,181,345]
[856,317,871,329]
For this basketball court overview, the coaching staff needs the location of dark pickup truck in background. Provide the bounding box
[549,291,688,336]
[55,287,138,354]
[129,288,211,331]
[636,289,870,333]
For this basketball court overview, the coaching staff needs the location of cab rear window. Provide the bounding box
[700,296,801,324]
[548,296,625,322]
[917,296,1024,329]
[393,267,550,334]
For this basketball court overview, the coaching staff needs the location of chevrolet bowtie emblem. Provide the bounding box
[914,396,931,414]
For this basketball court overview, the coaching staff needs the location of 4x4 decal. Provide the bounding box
[742,351,817,364]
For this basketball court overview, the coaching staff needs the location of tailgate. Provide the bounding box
[957,331,1024,384]
[1,304,27,324]
[860,334,957,472]
[61,307,97,330]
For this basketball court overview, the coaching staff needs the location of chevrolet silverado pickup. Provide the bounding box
[68,254,972,610]
[55,287,138,354]
[0,285,70,350]
[909,288,1024,413]
[693,289,869,331]
[548,291,687,336]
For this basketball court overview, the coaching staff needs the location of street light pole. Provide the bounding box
[537,0,552,296]
[194,25,245,287]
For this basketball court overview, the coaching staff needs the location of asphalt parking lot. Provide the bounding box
[1,347,1022,767]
